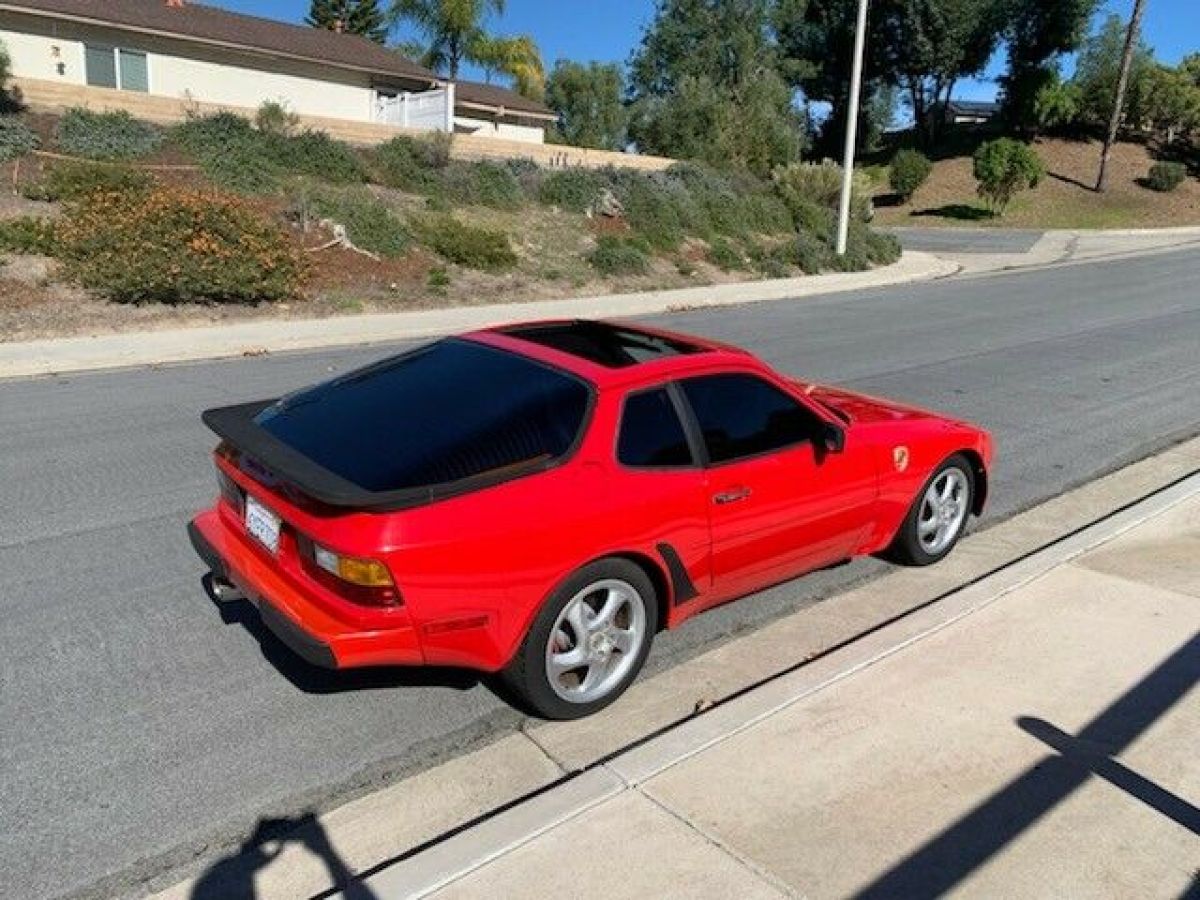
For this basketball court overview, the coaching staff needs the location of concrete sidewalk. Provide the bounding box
[355,483,1200,899]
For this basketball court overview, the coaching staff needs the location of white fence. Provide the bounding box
[374,85,453,132]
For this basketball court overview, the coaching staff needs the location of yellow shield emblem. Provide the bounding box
[893,446,909,472]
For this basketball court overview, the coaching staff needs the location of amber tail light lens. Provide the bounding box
[301,540,402,608]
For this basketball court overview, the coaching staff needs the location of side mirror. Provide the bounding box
[821,421,846,454]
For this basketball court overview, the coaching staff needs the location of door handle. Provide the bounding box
[713,486,752,505]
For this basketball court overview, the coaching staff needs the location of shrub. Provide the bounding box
[415,214,517,271]
[1146,161,1187,192]
[0,215,57,254]
[973,138,1043,215]
[0,116,38,161]
[23,161,154,202]
[427,266,450,288]
[588,234,650,275]
[773,161,874,224]
[706,237,744,271]
[793,231,833,274]
[306,188,410,257]
[371,135,449,196]
[889,148,932,201]
[173,112,364,193]
[537,168,606,212]
[255,100,299,136]
[441,161,524,209]
[609,169,690,250]
[56,187,305,303]
[55,108,162,160]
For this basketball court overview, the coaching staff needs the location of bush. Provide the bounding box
[973,138,1043,215]
[305,188,410,257]
[1146,161,1187,192]
[0,215,57,254]
[23,161,154,202]
[706,237,744,271]
[0,116,38,161]
[55,108,162,160]
[608,169,690,251]
[537,168,606,212]
[588,235,650,275]
[55,187,305,303]
[441,161,524,209]
[255,100,299,137]
[415,214,517,271]
[793,231,833,274]
[173,112,364,193]
[889,149,932,201]
[773,162,874,224]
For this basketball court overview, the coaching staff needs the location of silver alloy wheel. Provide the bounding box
[545,578,647,704]
[917,467,970,555]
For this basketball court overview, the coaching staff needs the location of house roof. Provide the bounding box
[2,0,555,120]
[0,0,440,84]
[946,99,1000,116]
[453,78,554,119]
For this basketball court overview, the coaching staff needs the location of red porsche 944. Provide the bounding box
[190,320,992,718]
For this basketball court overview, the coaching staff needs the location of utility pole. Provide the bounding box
[836,0,870,255]
[1096,0,1148,192]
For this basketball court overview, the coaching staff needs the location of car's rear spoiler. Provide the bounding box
[201,400,554,513]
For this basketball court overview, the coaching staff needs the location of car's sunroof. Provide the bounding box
[503,321,705,368]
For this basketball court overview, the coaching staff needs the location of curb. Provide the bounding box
[0,252,955,380]
[343,468,1200,899]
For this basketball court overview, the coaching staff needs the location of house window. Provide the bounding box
[84,45,148,92]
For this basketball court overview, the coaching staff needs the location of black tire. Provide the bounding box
[887,453,975,567]
[502,558,658,720]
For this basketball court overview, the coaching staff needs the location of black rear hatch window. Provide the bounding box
[253,339,591,494]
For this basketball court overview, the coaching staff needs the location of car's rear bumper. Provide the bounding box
[188,508,424,669]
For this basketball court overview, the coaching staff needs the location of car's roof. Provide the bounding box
[464,319,761,389]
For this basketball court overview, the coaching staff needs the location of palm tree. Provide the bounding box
[473,34,545,99]
[389,0,504,79]
[390,0,544,98]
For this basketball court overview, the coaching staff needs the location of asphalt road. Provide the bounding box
[887,226,1044,254]
[5,247,1200,899]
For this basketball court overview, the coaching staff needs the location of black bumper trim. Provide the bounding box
[257,601,338,669]
[188,519,228,581]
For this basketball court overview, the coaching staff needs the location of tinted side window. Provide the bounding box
[681,374,818,464]
[618,388,694,467]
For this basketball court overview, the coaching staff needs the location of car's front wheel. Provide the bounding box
[503,559,657,720]
[888,454,975,566]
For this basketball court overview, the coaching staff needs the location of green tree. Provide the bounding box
[875,0,1005,147]
[1032,74,1082,132]
[773,0,890,155]
[628,0,806,175]
[1140,64,1200,144]
[998,0,1098,133]
[1072,13,1153,130]
[545,61,628,150]
[307,0,389,43]
[973,137,1043,214]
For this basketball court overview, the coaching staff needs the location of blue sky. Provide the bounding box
[220,0,1195,103]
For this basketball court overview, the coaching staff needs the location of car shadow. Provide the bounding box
[202,575,482,695]
[191,812,377,899]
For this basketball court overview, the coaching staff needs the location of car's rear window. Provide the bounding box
[254,340,591,493]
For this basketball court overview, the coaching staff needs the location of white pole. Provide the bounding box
[836,0,870,256]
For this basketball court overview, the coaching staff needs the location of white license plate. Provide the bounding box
[245,495,281,555]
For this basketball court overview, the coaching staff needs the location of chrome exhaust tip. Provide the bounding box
[210,576,246,604]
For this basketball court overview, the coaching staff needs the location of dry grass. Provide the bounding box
[873,137,1200,229]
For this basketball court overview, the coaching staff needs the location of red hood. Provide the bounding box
[791,380,943,425]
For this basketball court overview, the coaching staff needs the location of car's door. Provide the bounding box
[677,372,877,603]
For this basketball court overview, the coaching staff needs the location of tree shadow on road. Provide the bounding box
[191,812,377,900]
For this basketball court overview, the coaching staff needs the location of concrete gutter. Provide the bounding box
[0,251,955,380]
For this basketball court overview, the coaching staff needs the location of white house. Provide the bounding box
[0,0,556,143]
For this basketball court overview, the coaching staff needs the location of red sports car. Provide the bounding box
[190,320,991,718]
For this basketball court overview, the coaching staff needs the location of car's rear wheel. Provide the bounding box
[503,559,657,720]
[888,454,974,566]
